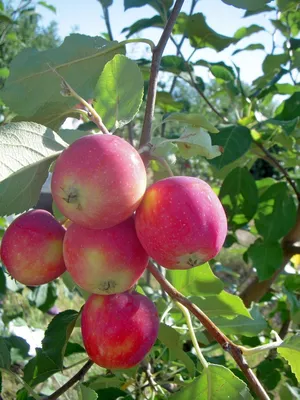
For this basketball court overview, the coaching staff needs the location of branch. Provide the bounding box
[255,142,300,202]
[102,4,113,41]
[44,360,94,400]
[139,0,185,150]
[148,261,270,400]
[170,37,229,123]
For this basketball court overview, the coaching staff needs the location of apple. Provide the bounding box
[63,217,149,295]
[135,176,227,269]
[0,210,66,285]
[51,134,147,229]
[81,291,159,369]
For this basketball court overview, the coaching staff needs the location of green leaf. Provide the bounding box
[257,359,283,390]
[0,11,13,24]
[211,65,235,82]
[95,387,133,399]
[122,15,163,38]
[27,282,58,313]
[234,24,264,39]
[0,338,11,369]
[212,304,267,337]
[78,384,98,400]
[232,43,264,55]
[160,55,189,74]
[166,263,224,297]
[175,128,222,160]
[0,122,67,216]
[58,129,90,145]
[156,92,184,112]
[94,55,144,132]
[255,182,297,241]
[124,0,173,12]
[262,53,289,75]
[247,239,283,281]
[284,274,300,292]
[158,324,195,377]
[210,125,252,169]
[219,167,258,227]
[190,291,251,318]
[5,335,30,364]
[65,342,85,357]
[24,348,59,386]
[170,364,253,399]
[222,0,271,10]
[275,93,300,121]
[42,310,79,370]
[1,34,125,129]
[186,13,237,51]
[38,1,56,13]
[0,67,9,79]
[98,0,113,6]
[278,335,300,382]
[164,113,219,133]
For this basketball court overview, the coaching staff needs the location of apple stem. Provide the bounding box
[176,301,209,369]
[240,330,283,357]
[48,64,111,135]
[148,261,271,400]
[151,155,174,177]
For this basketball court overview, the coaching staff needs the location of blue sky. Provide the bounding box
[35,0,281,84]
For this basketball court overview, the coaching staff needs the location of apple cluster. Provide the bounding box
[0,134,227,370]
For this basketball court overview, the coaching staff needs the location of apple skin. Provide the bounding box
[135,176,227,269]
[63,217,149,295]
[51,134,147,229]
[0,210,66,285]
[81,292,159,369]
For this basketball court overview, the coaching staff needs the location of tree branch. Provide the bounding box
[148,261,270,400]
[102,4,113,41]
[255,142,300,202]
[139,0,185,151]
[44,360,94,400]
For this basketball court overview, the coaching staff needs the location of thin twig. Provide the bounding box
[101,4,113,41]
[44,360,94,400]
[148,261,270,400]
[139,0,186,150]
[170,37,229,123]
[255,141,300,202]
[151,155,174,177]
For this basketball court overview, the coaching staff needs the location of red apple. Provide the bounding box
[0,210,66,285]
[81,292,159,369]
[51,134,146,229]
[135,176,227,269]
[63,217,149,295]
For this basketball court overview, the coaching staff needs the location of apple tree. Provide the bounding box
[0,0,299,399]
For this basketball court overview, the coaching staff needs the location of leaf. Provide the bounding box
[95,387,133,399]
[247,239,283,281]
[190,291,251,318]
[5,335,30,364]
[0,338,11,369]
[0,11,13,24]
[170,364,253,399]
[186,13,237,51]
[232,43,265,55]
[42,310,79,370]
[221,0,271,10]
[255,182,297,241]
[24,348,59,386]
[175,128,222,160]
[278,335,300,382]
[210,125,252,169]
[0,122,67,216]
[164,113,219,133]
[58,129,90,145]
[65,342,85,357]
[275,93,300,121]
[257,359,283,390]
[234,24,264,39]
[94,55,144,132]
[0,67,9,79]
[160,55,190,75]
[122,15,163,38]
[78,384,98,400]
[210,65,235,81]
[219,167,258,227]
[98,0,113,6]
[124,0,173,12]
[166,263,224,297]
[27,282,58,313]
[1,34,125,128]
[38,1,56,13]
[156,92,184,112]
[262,53,289,75]
[212,304,267,336]
[158,324,195,377]
[284,274,300,292]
